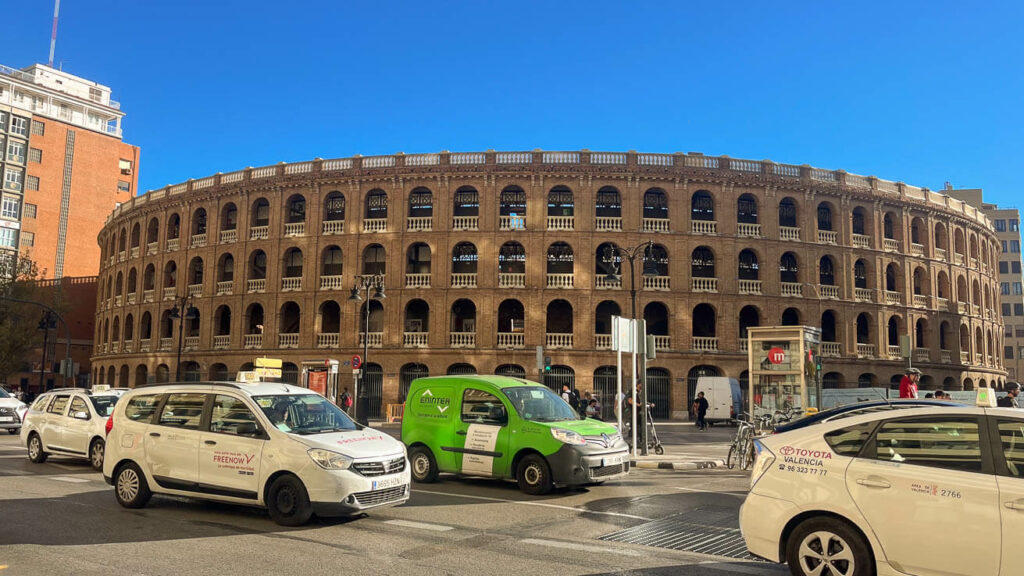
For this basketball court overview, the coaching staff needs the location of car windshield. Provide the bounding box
[89,395,121,417]
[0,389,10,399]
[253,394,357,435]
[503,386,579,422]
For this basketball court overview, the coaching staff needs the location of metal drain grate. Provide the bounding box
[599,506,758,560]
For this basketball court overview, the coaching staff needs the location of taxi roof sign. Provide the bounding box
[976,386,997,407]
[92,384,111,392]
[255,357,283,369]
[236,371,260,384]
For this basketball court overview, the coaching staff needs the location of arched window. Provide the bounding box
[146,217,159,245]
[692,304,716,338]
[324,192,346,222]
[738,249,759,280]
[167,213,181,239]
[546,299,573,335]
[500,186,526,229]
[248,250,267,280]
[596,187,621,219]
[251,198,270,228]
[187,257,204,286]
[130,223,141,249]
[498,299,525,334]
[365,189,388,220]
[819,256,835,286]
[595,301,621,335]
[737,194,758,224]
[547,186,574,217]
[739,306,760,341]
[452,242,478,274]
[191,208,207,236]
[886,263,899,292]
[215,305,232,336]
[644,302,669,337]
[400,363,429,400]
[691,190,714,221]
[778,197,797,228]
[854,259,868,289]
[817,203,833,231]
[279,302,301,335]
[163,260,177,288]
[221,203,237,231]
[821,310,837,342]
[451,299,477,334]
[403,299,429,334]
[780,252,798,284]
[319,301,341,334]
[782,308,801,326]
[546,242,574,275]
[856,313,872,344]
[884,212,896,240]
[282,248,303,278]
[286,194,306,223]
[852,207,867,236]
[496,364,526,378]
[691,247,715,278]
[643,188,668,220]
[246,303,264,335]
[406,243,431,277]
[408,187,433,218]
[322,246,343,277]
[362,244,386,276]
[453,186,479,217]
[499,242,525,274]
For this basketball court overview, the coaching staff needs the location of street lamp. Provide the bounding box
[602,241,658,454]
[348,274,386,425]
[38,312,57,393]
[168,294,199,381]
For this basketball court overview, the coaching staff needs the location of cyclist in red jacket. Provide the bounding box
[899,367,922,398]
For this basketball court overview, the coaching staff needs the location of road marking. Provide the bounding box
[48,463,88,471]
[49,476,91,483]
[383,519,454,532]
[521,537,643,557]
[413,489,652,521]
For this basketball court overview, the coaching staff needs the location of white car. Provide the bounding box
[0,388,29,434]
[740,401,1024,576]
[102,381,410,526]
[20,387,126,470]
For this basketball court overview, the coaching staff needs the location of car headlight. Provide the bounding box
[750,440,776,489]
[307,448,353,470]
[550,428,587,445]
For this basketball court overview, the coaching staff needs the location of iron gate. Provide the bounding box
[687,365,721,418]
[495,364,526,378]
[646,368,670,419]
[363,363,383,419]
[399,363,429,402]
[543,366,575,392]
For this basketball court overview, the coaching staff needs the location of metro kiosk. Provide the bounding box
[301,359,340,404]
[745,326,822,419]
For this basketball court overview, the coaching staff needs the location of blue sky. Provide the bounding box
[4,1,1022,207]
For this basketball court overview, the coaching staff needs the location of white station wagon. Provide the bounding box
[20,386,127,470]
[102,381,409,526]
[740,394,1024,576]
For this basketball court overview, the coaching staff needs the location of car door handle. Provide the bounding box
[149,432,161,437]
[456,430,467,436]
[204,440,217,446]
[1004,500,1024,511]
[856,477,891,489]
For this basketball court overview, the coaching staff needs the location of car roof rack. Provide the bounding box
[40,387,90,395]
[133,381,242,390]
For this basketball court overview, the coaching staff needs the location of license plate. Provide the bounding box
[372,475,405,490]
[0,417,13,422]
[602,454,625,467]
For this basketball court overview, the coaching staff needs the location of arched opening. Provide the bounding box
[163,260,177,289]
[856,313,872,345]
[546,242,574,278]
[399,363,429,401]
[156,364,170,384]
[691,190,714,222]
[778,197,798,228]
[940,321,951,350]
[214,305,231,337]
[691,246,715,278]
[687,365,721,416]
[782,308,801,326]
[220,203,237,232]
[250,198,270,228]
[498,299,525,336]
[547,186,574,217]
[146,217,159,245]
[453,186,479,219]
[406,242,431,282]
[450,299,477,336]
[403,299,429,337]
[858,373,876,388]
[737,193,758,224]
[209,363,229,381]
[885,263,900,292]
[739,306,760,347]
[324,191,346,224]
[181,361,201,382]
[319,300,341,334]
[245,303,264,335]
[408,187,433,220]
[543,366,574,393]
[595,301,621,337]
[643,188,668,221]
[821,310,838,343]
[191,208,207,237]
[452,242,478,279]
[852,207,868,236]
[854,259,868,290]
[447,363,477,375]
[499,186,526,229]
[738,249,759,280]
[644,302,669,338]
[780,252,799,284]
[365,189,388,221]
[187,256,203,287]
[167,213,181,240]
[359,300,385,334]
[692,304,716,339]
[282,247,303,279]
[362,244,386,276]
[647,368,671,419]
[495,364,526,378]
[596,187,621,222]
[915,318,928,348]
[817,202,833,231]
[819,255,836,286]
[135,364,148,387]
[248,250,267,281]
[130,223,141,250]
[546,299,573,336]
[499,241,526,276]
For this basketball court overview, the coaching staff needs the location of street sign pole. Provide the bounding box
[630,319,638,459]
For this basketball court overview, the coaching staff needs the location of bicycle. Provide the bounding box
[727,412,775,470]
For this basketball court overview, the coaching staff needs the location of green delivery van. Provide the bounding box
[401,375,629,495]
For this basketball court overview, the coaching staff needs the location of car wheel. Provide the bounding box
[27,433,47,463]
[409,446,438,483]
[787,517,874,576]
[89,438,105,471]
[114,462,152,509]
[516,454,553,495]
[267,475,313,526]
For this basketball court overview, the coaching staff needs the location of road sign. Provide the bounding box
[351,355,362,369]
[255,357,282,369]
[767,347,786,365]
[612,315,635,353]
[255,367,282,378]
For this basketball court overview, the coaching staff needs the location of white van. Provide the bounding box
[694,377,742,424]
[102,381,409,526]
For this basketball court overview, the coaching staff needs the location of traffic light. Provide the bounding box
[544,356,552,371]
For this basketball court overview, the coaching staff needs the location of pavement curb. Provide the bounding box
[629,458,727,471]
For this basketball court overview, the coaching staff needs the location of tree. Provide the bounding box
[0,257,50,384]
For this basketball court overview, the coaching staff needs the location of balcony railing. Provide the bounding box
[547,273,574,288]
[644,276,670,290]
[822,342,841,357]
[594,334,611,350]
[162,287,176,301]
[595,217,622,231]
[499,272,525,288]
[407,217,432,231]
[111,342,120,354]
[250,225,269,240]
[653,335,671,350]
[215,280,233,295]
[972,304,981,317]
[740,339,749,352]
[119,251,126,262]
[914,349,931,363]
[130,246,140,258]
[970,257,979,269]
[691,277,717,292]
[779,226,801,241]
[159,338,173,352]
[547,216,574,230]
[938,297,949,310]
[139,341,151,353]
[127,293,136,305]
[364,218,387,232]
[122,342,133,354]
[913,294,928,308]
[596,276,621,289]
[403,332,428,348]
[284,222,305,236]
[643,218,670,232]
[319,275,344,290]
[691,220,717,235]
[452,216,478,230]
[322,220,344,235]
[738,279,762,295]
[213,335,230,350]
[884,291,901,305]
[279,333,299,348]
[883,238,900,252]
[244,334,263,349]
[911,243,925,257]
[960,350,970,364]
[852,234,871,249]
[247,279,266,293]
[190,233,207,248]
[281,277,301,291]
[114,295,123,307]
[187,284,202,297]
[499,215,526,230]
[855,288,873,302]
[184,336,200,351]
[220,229,237,243]
[546,333,573,349]
[359,332,383,348]
[693,337,718,352]
[497,332,525,348]
[451,273,478,288]
[147,242,158,255]
[781,282,802,297]
[405,273,431,288]
[975,352,983,364]
[817,230,837,244]
[737,223,760,237]
[936,247,947,261]
[954,253,965,265]
[887,345,901,360]
[856,343,875,357]
[958,301,968,314]
[317,333,340,348]
[941,350,952,364]
[143,289,154,303]
[166,238,179,251]
[450,332,476,348]
[819,285,839,299]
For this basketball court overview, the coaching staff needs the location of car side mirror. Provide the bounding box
[72,411,90,420]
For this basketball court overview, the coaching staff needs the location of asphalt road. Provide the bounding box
[0,432,783,576]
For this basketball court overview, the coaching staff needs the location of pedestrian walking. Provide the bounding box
[899,368,921,399]
[693,391,709,431]
[340,387,353,415]
[998,382,1020,408]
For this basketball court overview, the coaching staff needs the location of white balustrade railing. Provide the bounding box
[499,215,526,230]
[852,234,871,248]
[644,276,670,290]
[594,334,611,349]
[450,332,476,348]
[856,343,875,357]
[322,220,344,235]
[317,333,340,348]
[497,332,525,348]
[960,350,970,363]
[159,338,173,352]
[643,218,669,232]
[359,332,383,348]
[405,273,431,288]
[971,257,979,269]
[139,341,151,353]
[166,238,179,251]
[127,293,136,305]
[911,243,925,257]
[407,217,432,231]
[111,342,120,354]
[941,350,952,364]
[114,295,123,307]
[281,277,302,291]
[143,289,154,303]
[595,217,622,231]
[954,253,965,265]
[220,229,237,243]
[547,274,574,288]
[885,291,901,305]
[596,276,621,289]
[450,152,485,165]
[691,220,717,235]
[653,336,671,350]
[213,335,230,349]
[738,279,762,295]
[247,279,266,293]
[363,218,387,232]
[972,304,980,317]
[957,301,968,315]
[883,238,900,252]
[855,288,873,302]
[119,251,126,262]
[546,333,573,348]
[499,273,525,288]
[320,275,344,290]
[693,337,718,352]
[936,247,947,261]
[822,342,841,357]
[279,333,299,348]
[691,277,718,292]
[914,349,931,363]
[130,246,139,258]
[122,342,133,354]
[403,332,428,347]
[819,285,838,299]
[740,339,749,352]
[190,233,207,248]
[284,222,305,236]
[781,282,803,297]
[187,284,202,297]
[163,287,176,301]
[913,294,929,308]
[818,230,837,244]
[184,336,200,350]
[451,273,478,288]
[250,225,269,240]
[547,216,574,230]
[737,223,760,237]
[147,242,158,255]
[452,216,478,230]
[887,345,901,360]
[218,281,236,295]
[779,226,801,241]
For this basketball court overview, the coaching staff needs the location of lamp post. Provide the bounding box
[602,241,658,454]
[168,294,199,381]
[348,274,386,426]
[38,312,57,393]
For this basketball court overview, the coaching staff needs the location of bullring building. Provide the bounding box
[93,150,1007,419]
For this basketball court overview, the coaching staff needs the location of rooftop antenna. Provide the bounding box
[48,0,61,67]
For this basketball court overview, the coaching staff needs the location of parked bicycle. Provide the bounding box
[727,412,773,470]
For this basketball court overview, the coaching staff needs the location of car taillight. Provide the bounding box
[105,415,113,436]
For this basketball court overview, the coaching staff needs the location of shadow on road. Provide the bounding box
[589,561,785,575]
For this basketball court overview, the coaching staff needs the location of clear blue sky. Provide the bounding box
[4,1,1022,207]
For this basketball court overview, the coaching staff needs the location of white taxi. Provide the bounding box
[0,388,29,434]
[20,386,127,470]
[740,390,1024,576]
[102,381,409,526]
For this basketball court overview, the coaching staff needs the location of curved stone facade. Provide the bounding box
[92,150,1007,418]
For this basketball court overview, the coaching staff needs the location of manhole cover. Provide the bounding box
[599,506,758,560]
